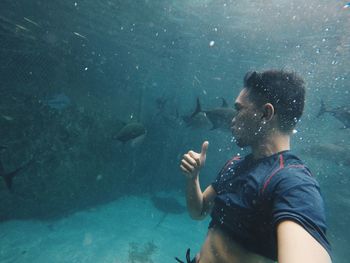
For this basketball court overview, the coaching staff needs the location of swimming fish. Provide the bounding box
[151,194,187,228]
[151,195,186,214]
[182,110,211,130]
[190,97,235,131]
[113,122,146,143]
[303,143,350,167]
[0,158,33,190]
[44,93,71,110]
[155,96,168,112]
[317,100,350,128]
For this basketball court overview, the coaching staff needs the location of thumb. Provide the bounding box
[200,141,209,157]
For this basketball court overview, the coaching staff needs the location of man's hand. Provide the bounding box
[180,141,209,180]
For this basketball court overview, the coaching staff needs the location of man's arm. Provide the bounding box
[277,220,332,263]
[186,179,216,220]
[180,141,216,220]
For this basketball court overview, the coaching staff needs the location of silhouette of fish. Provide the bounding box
[113,122,146,143]
[151,195,186,227]
[44,93,71,110]
[303,143,350,166]
[155,96,168,112]
[182,101,211,130]
[317,100,350,129]
[190,97,235,131]
[0,158,33,190]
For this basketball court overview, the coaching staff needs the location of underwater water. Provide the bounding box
[0,0,349,262]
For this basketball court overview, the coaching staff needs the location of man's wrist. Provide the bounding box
[186,173,199,183]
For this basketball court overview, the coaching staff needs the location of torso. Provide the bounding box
[198,227,274,263]
[203,151,330,261]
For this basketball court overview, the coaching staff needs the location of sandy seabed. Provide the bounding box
[0,193,207,263]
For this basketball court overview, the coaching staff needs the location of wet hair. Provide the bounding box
[243,69,305,133]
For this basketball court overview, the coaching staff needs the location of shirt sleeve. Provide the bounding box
[266,166,331,254]
[211,169,224,193]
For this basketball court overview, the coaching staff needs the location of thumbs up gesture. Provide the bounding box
[180,141,209,180]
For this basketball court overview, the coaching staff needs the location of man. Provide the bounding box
[179,70,332,263]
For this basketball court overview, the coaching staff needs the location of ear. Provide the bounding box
[261,103,274,122]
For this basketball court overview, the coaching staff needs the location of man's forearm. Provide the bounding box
[186,174,205,219]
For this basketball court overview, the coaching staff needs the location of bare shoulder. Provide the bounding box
[277,220,332,263]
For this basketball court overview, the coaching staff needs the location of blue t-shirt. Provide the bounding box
[210,151,331,261]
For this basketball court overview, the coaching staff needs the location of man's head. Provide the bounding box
[231,70,305,148]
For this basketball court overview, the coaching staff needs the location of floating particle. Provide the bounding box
[73,32,87,39]
[209,40,215,47]
[343,3,350,9]
[24,17,40,27]
[84,67,88,71]
[1,115,14,121]
[96,174,103,181]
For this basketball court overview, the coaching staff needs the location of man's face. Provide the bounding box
[231,88,264,148]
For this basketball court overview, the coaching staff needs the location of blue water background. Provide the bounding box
[0,0,349,262]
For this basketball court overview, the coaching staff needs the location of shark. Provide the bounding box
[189,97,235,131]
[303,143,350,166]
[113,122,146,143]
[317,100,350,129]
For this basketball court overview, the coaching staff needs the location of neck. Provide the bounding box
[250,130,291,160]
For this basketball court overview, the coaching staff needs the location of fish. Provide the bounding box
[44,93,71,110]
[159,109,183,129]
[151,194,187,227]
[190,97,235,131]
[113,122,146,143]
[303,143,350,166]
[151,195,186,214]
[155,96,168,112]
[317,100,350,128]
[0,158,34,190]
[182,111,211,130]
